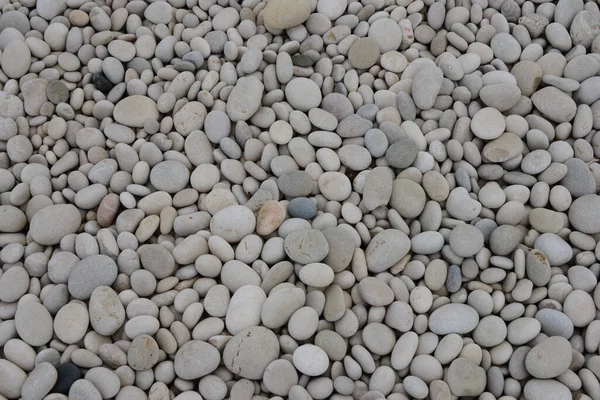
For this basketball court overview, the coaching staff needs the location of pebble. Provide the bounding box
[29,204,81,245]
[223,326,280,379]
[68,255,118,299]
[113,95,159,128]
[263,0,311,30]
[447,358,486,396]
[15,301,53,346]
[525,336,573,378]
[429,304,480,334]
[52,363,81,395]
[348,38,380,69]
[0,1,597,399]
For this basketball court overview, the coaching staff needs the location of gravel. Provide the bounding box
[0,1,599,399]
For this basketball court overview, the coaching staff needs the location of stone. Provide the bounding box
[263,0,311,30]
[30,204,81,245]
[365,229,411,273]
[1,40,31,79]
[524,379,572,400]
[223,326,280,379]
[284,229,329,264]
[22,362,57,400]
[449,224,484,257]
[293,344,329,376]
[482,132,524,163]
[287,197,317,219]
[15,301,53,346]
[412,66,444,110]
[89,286,125,336]
[447,358,486,397]
[68,255,118,300]
[525,336,572,378]
[285,78,322,112]
[563,289,596,327]
[348,38,380,69]
[128,334,160,371]
[210,205,256,243]
[227,76,264,122]
[531,87,577,123]
[52,363,81,395]
[471,107,505,140]
[429,304,480,334]
[54,302,88,344]
[386,138,418,169]
[150,161,190,194]
[113,95,159,128]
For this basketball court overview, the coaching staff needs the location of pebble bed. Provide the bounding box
[1,0,600,399]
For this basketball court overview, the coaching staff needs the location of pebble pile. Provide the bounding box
[1,0,600,399]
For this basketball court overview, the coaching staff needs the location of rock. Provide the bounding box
[429,304,479,334]
[69,379,102,400]
[174,101,207,135]
[569,195,600,234]
[150,161,190,194]
[563,289,596,327]
[390,178,426,218]
[445,187,482,221]
[0,205,27,232]
[471,107,505,140]
[138,244,176,279]
[524,379,572,400]
[482,132,524,163]
[54,302,88,344]
[412,66,444,110]
[386,138,418,169]
[30,204,81,245]
[570,11,600,47]
[223,326,280,379]
[227,76,264,122]
[113,95,159,128]
[449,224,484,257]
[473,316,507,347]
[368,18,402,53]
[225,285,266,335]
[263,359,299,396]
[263,0,311,30]
[490,33,521,63]
[562,158,597,198]
[534,233,573,266]
[0,360,26,398]
[287,197,317,219]
[89,286,125,336]
[285,78,322,112]
[348,38,380,69]
[284,229,329,264]
[262,286,305,328]
[535,309,574,338]
[363,167,394,210]
[358,277,395,306]
[15,301,53,346]
[68,255,118,300]
[365,229,411,273]
[293,344,329,376]
[531,87,577,123]
[526,250,551,286]
[1,40,31,79]
[51,363,81,395]
[144,1,173,24]
[447,358,486,397]
[128,334,160,371]
[525,336,572,378]
[210,205,256,243]
[22,362,57,400]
